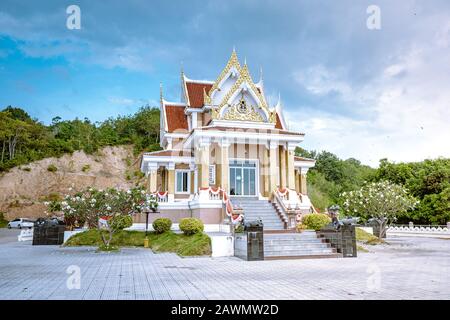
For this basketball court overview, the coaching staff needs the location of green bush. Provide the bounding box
[0,212,8,228]
[110,215,133,231]
[47,164,57,172]
[302,213,331,231]
[179,218,204,235]
[152,218,172,234]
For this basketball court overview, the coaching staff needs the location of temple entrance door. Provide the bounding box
[229,160,257,196]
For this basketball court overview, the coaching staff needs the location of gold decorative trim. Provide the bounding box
[214,64,274,123]
[206,50,241,103]
[222,102,265,122]
[203,87,211,105]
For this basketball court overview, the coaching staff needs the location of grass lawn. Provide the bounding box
[356,227,385,245]
[65,229,212,256]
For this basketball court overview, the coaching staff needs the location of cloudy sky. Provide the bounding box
[0,0,449,167]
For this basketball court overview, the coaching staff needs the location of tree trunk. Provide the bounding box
[1,140,5,163]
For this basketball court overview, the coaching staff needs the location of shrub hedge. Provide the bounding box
[179,218,204,235]
[152,218,172,234]
[301,213,331,231]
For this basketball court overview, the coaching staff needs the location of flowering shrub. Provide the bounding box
[340,181,418,238]
[48,186,149,248]
[147,193,158,212]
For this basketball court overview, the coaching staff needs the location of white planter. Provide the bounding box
[210,234,234,257]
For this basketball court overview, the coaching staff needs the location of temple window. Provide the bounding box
[175,170,190,193]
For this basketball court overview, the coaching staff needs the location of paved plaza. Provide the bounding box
[0,229,449,300]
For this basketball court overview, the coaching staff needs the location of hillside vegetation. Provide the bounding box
[296,147,450,225]
[0,106,161,172]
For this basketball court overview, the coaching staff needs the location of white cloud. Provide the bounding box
[108,97,136,106]
[290,31,450,167]
[293,65,353,99]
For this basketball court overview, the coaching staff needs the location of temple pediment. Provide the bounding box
[204,51,274,124]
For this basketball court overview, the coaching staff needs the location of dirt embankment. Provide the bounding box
[0,145,144,220]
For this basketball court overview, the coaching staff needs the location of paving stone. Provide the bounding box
[0,233,449,300]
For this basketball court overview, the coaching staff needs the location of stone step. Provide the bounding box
[264,237,330,245]
[264,249,334,256]
[239,204,274,207]
[264,239,327,244]
[264,253,342,260]
[264,245,331,251]
[245,218,284,223]
[264,233,318,238]
[245,212,281,216]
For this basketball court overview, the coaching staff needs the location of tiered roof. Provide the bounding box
[161,50,292,134]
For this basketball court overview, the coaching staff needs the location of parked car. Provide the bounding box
[7,218,34,229]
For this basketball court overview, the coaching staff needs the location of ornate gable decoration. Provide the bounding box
[222,93,264,122]
[205,50,241,105]
[205,50,276,124]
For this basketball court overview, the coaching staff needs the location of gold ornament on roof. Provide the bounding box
[203,87,211,105]
[207,50,241,99]
[221,93,264,122]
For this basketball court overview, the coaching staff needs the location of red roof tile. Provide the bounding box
[185,82,213,108]
[165,105,188,133]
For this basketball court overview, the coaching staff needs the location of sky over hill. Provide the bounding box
[1,0,449,167]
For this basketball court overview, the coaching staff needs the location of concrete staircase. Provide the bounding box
[232,197,340,259]
[233,197,285,230]
[264,231,341,259]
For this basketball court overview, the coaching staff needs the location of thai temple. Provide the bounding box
[140,50,316,231]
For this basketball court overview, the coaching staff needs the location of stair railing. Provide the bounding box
[272,191,291,228]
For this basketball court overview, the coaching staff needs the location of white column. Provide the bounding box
[268,140,278,194]
[147,163,158,193]
[192,112,198,129]
[218,138,230,193]
[167,162,175,202]
[189,162,196,196]
[287,142,296,190]
[196,137,211,200]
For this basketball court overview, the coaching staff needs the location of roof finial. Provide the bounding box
[160,82,164,102]
[180,60,184,76]
[275,92,281,108]
[244,56,247,66]
[233,45,236,53]
[259,66,264,82]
